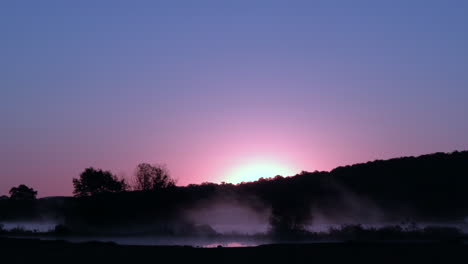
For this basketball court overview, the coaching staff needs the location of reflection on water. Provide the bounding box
[1,222,271,247]
[15,235,270,248]
[5,220,468,247]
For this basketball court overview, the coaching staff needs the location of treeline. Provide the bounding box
[0,163,176,201]
[71,163,175,197]
[1,151,468,235]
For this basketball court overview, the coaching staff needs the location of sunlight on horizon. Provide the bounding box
[222,159,297,184]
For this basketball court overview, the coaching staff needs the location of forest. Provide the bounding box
[1,151,467,236]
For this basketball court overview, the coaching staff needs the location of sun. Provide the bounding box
[222,159,296,184]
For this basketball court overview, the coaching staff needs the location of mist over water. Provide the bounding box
[0,222,57,232]
[3,204,468,247]
[184,199,271,234]
[2,153,468,247]
[21,235,271,248]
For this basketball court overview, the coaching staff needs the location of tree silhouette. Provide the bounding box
[2,151,468,236]
[133,163,175,191]
[73,167,127,197]
[9,185,37,200]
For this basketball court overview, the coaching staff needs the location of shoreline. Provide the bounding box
[2,236,468,263]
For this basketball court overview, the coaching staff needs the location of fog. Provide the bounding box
[305,185,386,232]
[184,198,271,234]
[0,221,57,232]
[16,235,272,247]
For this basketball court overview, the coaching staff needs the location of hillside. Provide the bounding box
[1,151,467,234]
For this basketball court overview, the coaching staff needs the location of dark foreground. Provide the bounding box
[2,237,468,264]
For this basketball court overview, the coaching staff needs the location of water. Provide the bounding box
[4,220,468,247]
[11,235,271,247]
[0,221,270,247]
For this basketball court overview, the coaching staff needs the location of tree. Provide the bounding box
[73,167,127,197]
[9,185,38,200]
[133,163,175,191]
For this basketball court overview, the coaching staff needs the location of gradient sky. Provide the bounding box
[1,0,468,197]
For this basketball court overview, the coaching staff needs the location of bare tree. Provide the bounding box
[133,163,175,191]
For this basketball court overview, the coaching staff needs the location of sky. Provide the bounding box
[1,0,467,197]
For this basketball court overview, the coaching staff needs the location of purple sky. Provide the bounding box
[1,0,468,197]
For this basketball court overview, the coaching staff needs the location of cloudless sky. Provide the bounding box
[1,0,467,197]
